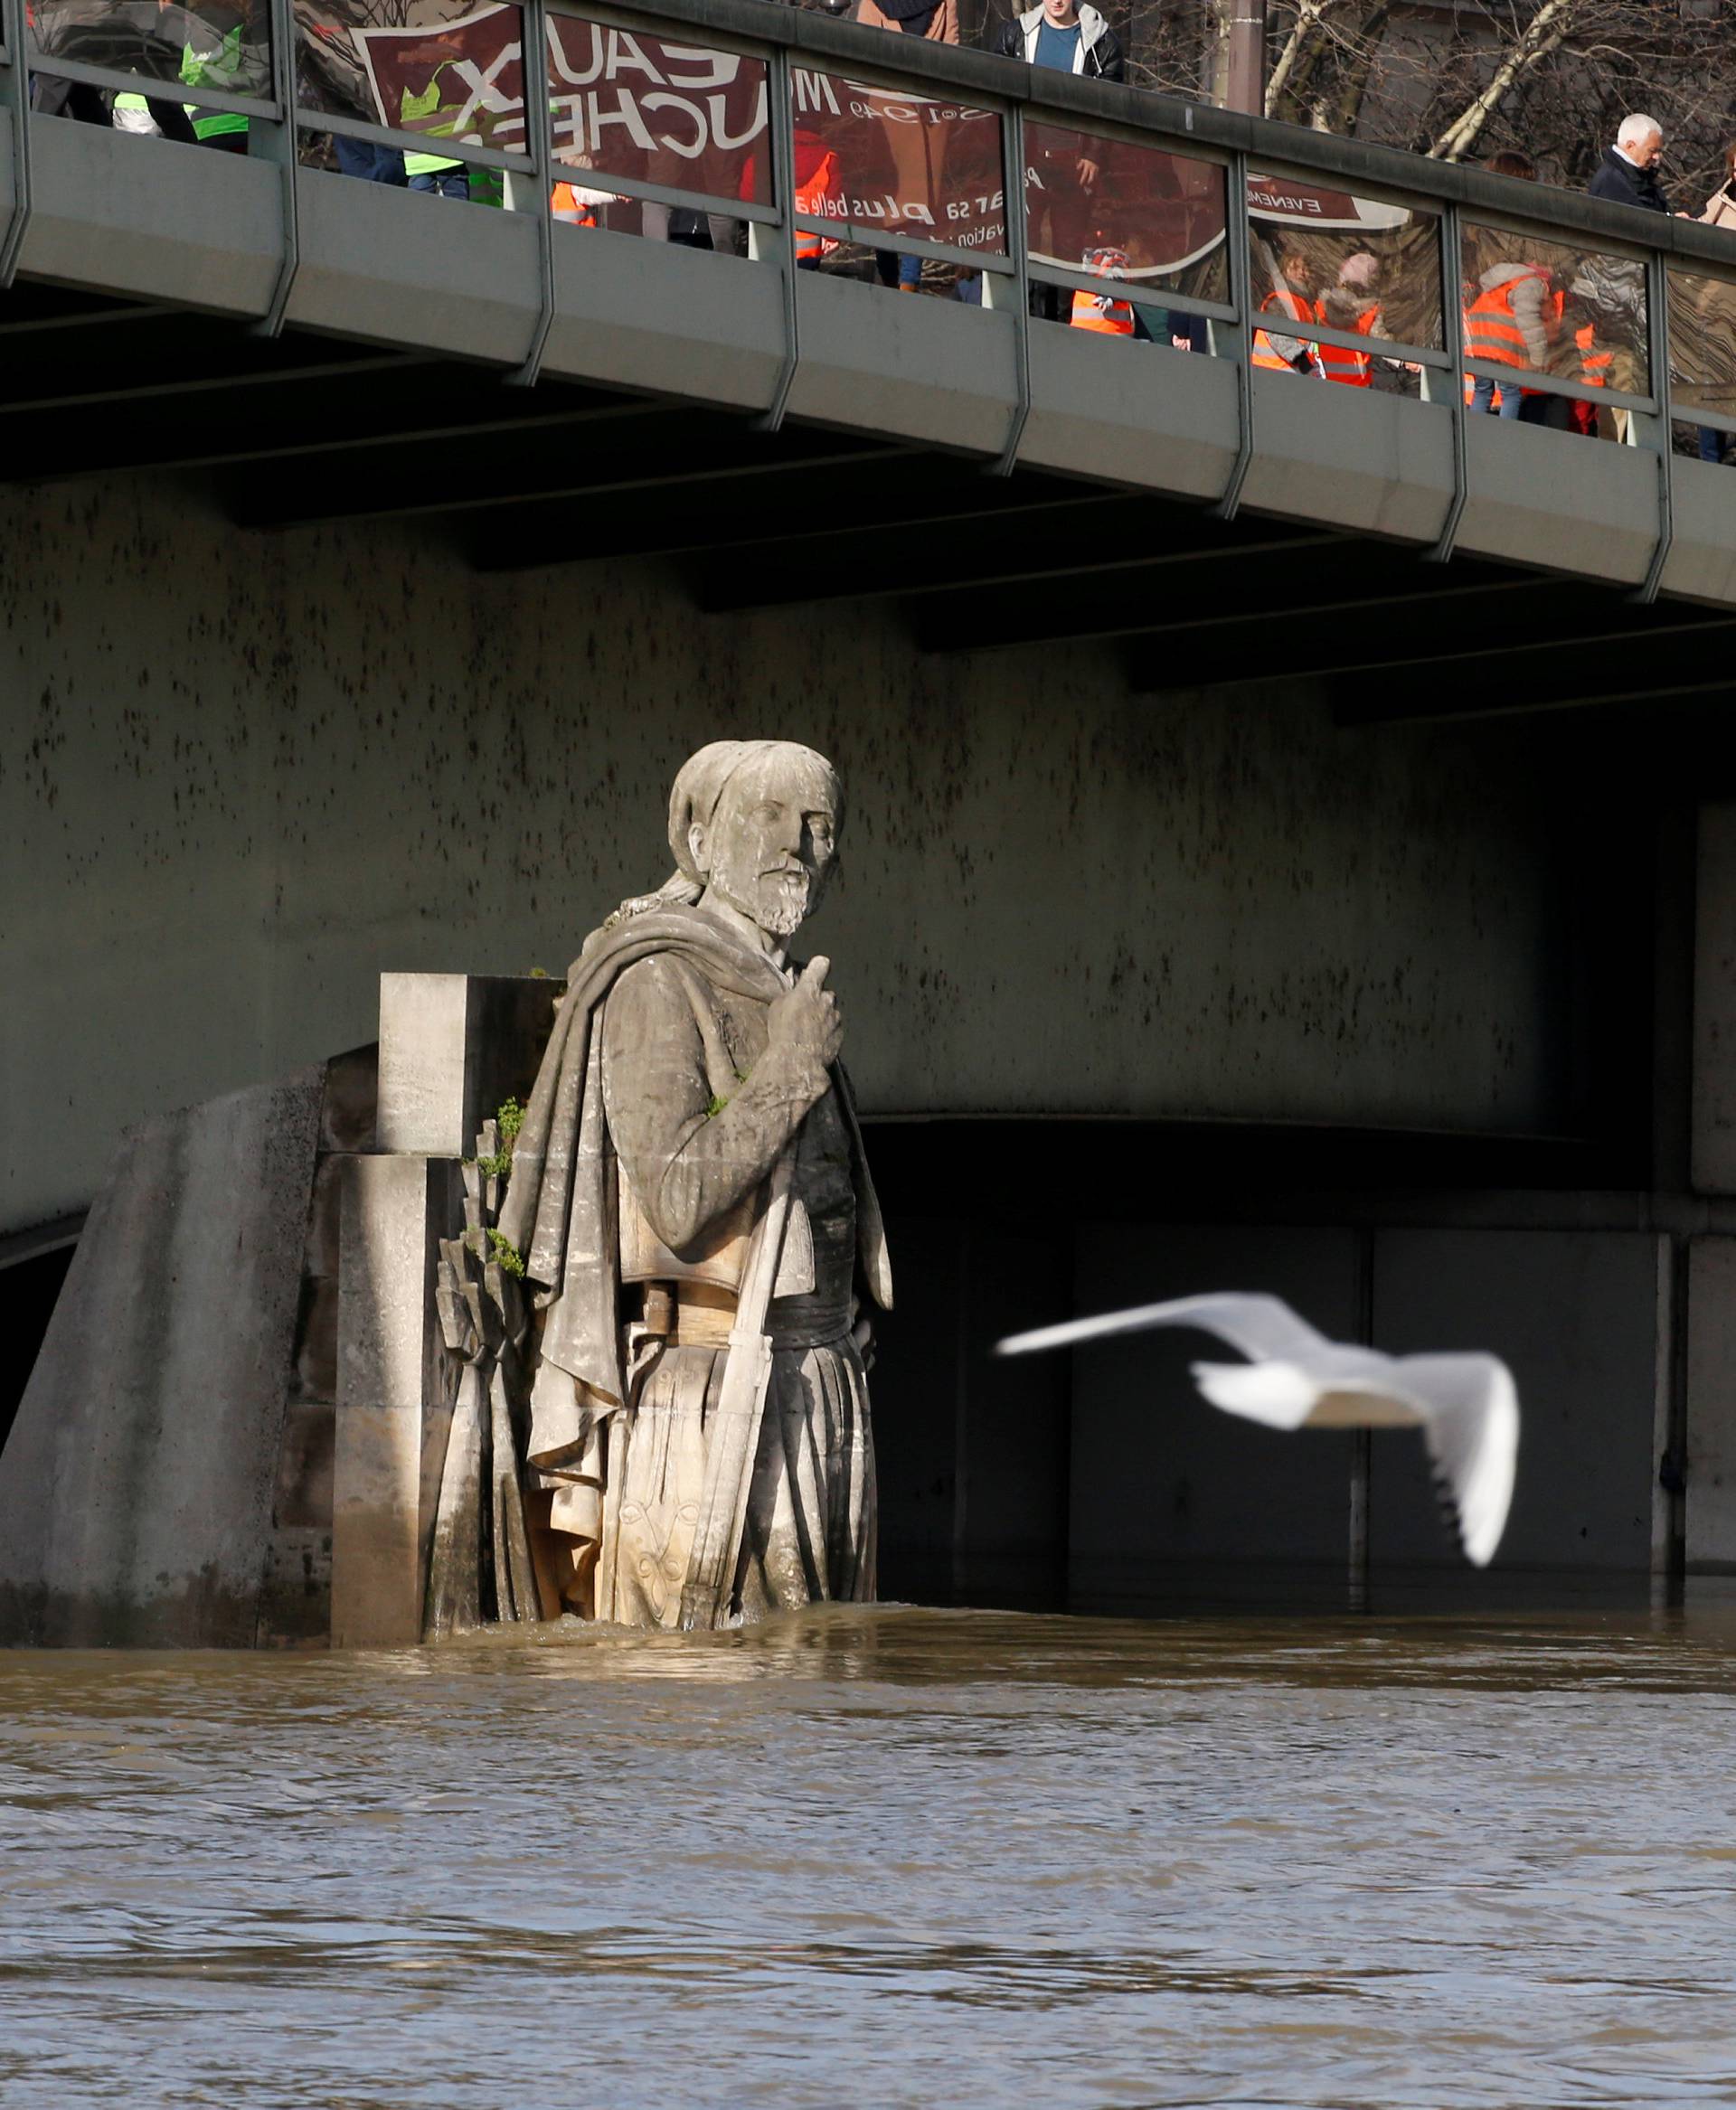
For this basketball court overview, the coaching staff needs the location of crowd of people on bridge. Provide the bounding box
[28,0,1736,455]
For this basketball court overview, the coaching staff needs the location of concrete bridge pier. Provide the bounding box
[1684,801,1736,1588]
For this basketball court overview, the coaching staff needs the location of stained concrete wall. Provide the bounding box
[1065,1220,1664,1606]
[0,474,1580,1239]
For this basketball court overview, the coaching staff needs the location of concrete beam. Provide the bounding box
[5,374,645,488]
[228,409,897,532]
[1331,629,1736,724]
[1136,589,1735,695]
[466,451,1043,571]
[0,316,409,415]
[912,539,1501,655]
[688,495,1275,614]
[0,283,156,336]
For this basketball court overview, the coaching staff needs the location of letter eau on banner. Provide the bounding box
[545,17,772,208]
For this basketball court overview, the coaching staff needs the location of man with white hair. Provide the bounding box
[1589,113,1673,214]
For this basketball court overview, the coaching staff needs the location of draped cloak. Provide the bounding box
[495,904,893,1479]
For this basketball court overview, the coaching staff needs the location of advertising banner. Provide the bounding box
[789,65,1005,256]
[1247,173,1412,234]
[546,17,771,207]
[354,2,525,154]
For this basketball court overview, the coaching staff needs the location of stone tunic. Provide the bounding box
[583,950,875,1626]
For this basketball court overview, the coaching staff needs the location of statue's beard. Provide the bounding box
[753,870,813,938]
[712,859,817,939]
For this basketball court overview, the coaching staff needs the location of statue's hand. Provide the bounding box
[769,956,844,1069]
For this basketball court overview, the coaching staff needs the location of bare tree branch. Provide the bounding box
[1429,0,1584,162]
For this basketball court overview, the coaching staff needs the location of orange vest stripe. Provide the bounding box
[1071,287,1134,335]
[1315,300,1380,386]
[1576,322,1611,387]
[1252,287,1316,372]
[1465,268,1552,371]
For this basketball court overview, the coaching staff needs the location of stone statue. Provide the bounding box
[495,739,892,1628]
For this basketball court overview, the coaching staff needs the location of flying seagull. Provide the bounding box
[996,1292,1519,1568]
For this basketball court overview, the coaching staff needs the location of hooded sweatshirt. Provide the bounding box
[1475,261,1554,367]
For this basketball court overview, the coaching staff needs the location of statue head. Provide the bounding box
[667,739,844,941]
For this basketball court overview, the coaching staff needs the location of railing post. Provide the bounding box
[988,100,1029,477]
[1212,146,1253,522]
[254,0,300,337]
[512,0,557,387]
[1635,246,1674,606]
[0,0,32,288]
[755,46,798,434]
[1426,199,1467,564]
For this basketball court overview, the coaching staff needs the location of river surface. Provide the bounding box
[5,1602,1736,2108]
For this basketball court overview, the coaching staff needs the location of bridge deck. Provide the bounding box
[6,0,1736,710]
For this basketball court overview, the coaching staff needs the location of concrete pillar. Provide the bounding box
[332,1154,458,1648]
[1687,804,1736,1578]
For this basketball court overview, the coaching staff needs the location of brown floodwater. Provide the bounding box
[6,1600,1736,2107]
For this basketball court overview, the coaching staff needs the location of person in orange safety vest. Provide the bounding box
[1314,250,1386,385]
[1252,251,1321,374]
[552,182,599,228]
[1568,317,1611,435]
[1464,258,1569,426]
[1070,244,1136,334]
[794,140,844,267]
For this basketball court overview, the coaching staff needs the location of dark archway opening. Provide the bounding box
[0,1243,77,1466]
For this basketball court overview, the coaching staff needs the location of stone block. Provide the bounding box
[0,1069,325,1646]
[377,976,469,1159]
[376,973,559,1157]
[331,1154,458,1647]
[336,1154,454,1409]
[332,1403,426,1650]
[274,1396,335,1531]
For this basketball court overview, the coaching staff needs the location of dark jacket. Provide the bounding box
[992,3,1125,82]
[1588,145,1672,215]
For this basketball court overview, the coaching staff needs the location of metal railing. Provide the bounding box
[8,0,1736,594]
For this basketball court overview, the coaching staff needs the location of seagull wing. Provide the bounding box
[997,1291,1341,1366]
[1388,1353,1520,1568]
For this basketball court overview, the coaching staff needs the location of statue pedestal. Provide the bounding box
[330,974,558,1648]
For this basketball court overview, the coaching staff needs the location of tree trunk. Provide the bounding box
[1429,0,1583,162]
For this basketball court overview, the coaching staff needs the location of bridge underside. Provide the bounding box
[7,93,1736,735]
[9,269,1736,732]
